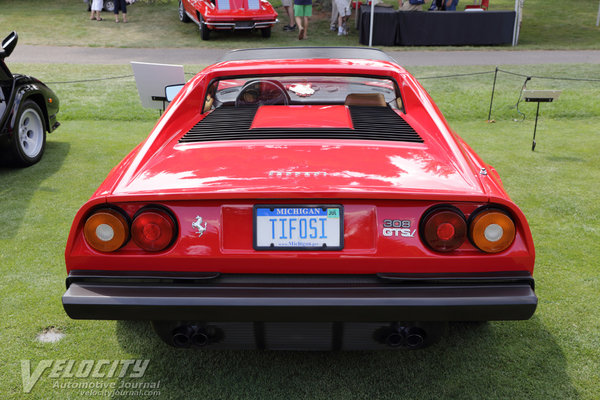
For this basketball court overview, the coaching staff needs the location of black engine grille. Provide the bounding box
[179,106,423,144]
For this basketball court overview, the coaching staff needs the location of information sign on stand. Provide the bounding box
[523,90,561,151]
[131,62,185,112]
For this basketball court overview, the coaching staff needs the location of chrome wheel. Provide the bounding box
[179,1,190,22]
[8,100,47,167]
[18,107,44,159]
[104,0,115,12]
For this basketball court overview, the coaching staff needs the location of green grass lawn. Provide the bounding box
[0,0,598,49]
[0,62,599,399]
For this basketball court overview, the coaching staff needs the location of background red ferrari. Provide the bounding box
[178,0,278,39]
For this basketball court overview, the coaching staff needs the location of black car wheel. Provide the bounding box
[199,15,210,40]
[179,1,191,22]
[104,0,115,12]
[9,100,46,167]
[261,27,271,38]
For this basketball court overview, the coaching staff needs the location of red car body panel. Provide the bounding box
[63,48,536,349]
[250,105,355,129]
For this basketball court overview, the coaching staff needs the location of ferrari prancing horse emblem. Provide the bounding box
[192,216,207,237]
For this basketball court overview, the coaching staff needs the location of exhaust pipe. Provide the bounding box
[172,324,215,347]
[191,328,209,347]
[172,325,194,348]
[385,330,405,347]
[377,324,428,349]
[154,321,224,348]
[404,327,426,349]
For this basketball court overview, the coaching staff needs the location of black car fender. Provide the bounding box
[0,78,16,133]
[1,74,60,136]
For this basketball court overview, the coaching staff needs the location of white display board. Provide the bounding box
[131,61,185,110]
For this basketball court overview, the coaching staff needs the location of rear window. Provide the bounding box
[203,75,403,113]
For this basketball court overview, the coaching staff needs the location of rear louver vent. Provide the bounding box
[179,106,423,144]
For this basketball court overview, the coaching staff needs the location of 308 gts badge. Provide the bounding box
[382,219,416,238]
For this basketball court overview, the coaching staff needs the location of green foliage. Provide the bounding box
[0,63,599,399]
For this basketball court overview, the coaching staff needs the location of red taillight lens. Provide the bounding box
[469,208,515,253]
[422,208,467,252]
[131,209,176,252]
[83,209,129,252]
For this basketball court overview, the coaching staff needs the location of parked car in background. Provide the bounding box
[178,0,278,40]
[0,32,60,167]
[62,47,537,350]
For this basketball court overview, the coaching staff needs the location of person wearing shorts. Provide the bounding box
[114,0,128,23]
[294,0,312,40]
[334,0,351,35]
[282,0,297,31]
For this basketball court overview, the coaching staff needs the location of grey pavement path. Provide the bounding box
[9,45,600,66]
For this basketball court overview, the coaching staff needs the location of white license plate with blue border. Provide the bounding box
[254,205,344,250]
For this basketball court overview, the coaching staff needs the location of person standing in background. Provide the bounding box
[428,0,457,10]
[330,0,339,32]
[294,0,312,40]
[90,0,104,21]
[282,0,297,31]
[445,0,458,11]
[114,0,128,23]
[335,0,351,35]
[428,0,443,10]
[399,0,424,11]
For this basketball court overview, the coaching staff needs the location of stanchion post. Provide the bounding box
[487,67,498,122]
[523,89,561,152]
[531,102,540,151]
[369,1,375,47]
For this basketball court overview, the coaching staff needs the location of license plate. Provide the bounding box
[254,205,344,250]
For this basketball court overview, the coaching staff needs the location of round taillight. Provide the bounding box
[469,209,515,253]
[131,208,176,252]
[421,208,467,252]
[83,209,129,252]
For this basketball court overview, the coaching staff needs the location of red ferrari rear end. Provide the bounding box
[63,48,536,350]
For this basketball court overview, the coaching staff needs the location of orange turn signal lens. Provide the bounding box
[83,209,129,252]
[469,209,515,253]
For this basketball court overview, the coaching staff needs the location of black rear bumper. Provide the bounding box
[62,271,537,322]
